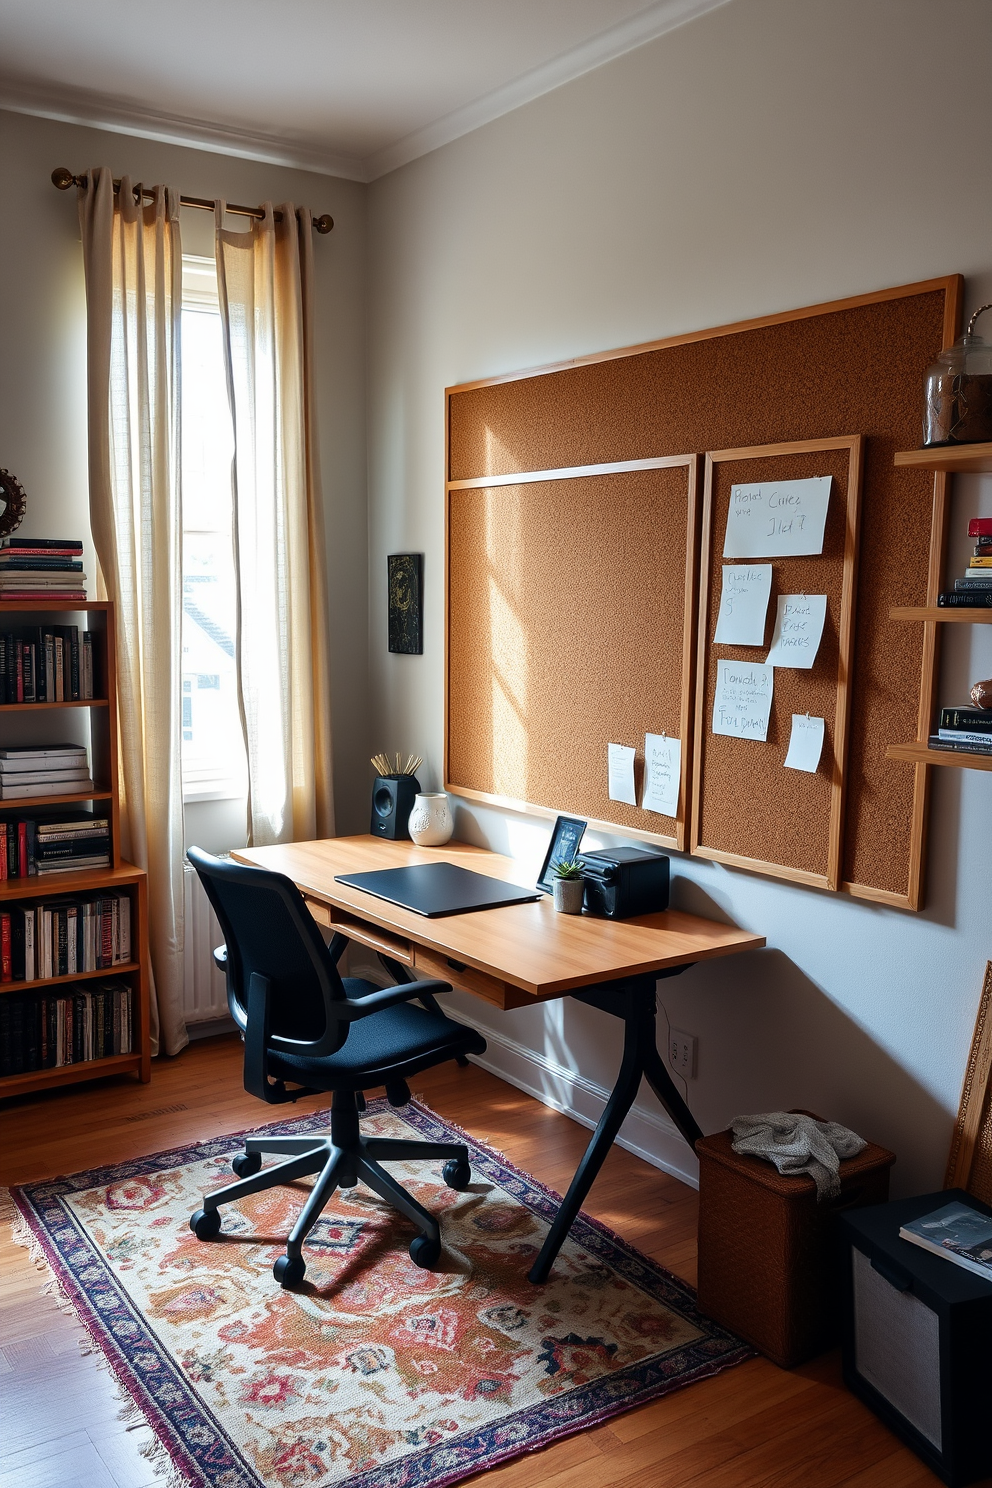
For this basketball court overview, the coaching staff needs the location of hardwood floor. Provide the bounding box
[0,1035,953,1488]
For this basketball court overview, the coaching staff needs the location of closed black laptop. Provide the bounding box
[334,862,542,917]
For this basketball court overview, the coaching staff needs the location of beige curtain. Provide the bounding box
[78,168,187,1057]
[215,202,334,846]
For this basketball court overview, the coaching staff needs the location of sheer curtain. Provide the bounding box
[214,202,334,846]
[78,168,187,1057]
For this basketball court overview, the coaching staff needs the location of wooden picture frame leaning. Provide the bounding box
[945,961,992,1205]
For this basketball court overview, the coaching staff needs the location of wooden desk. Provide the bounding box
[234,835,764,1281]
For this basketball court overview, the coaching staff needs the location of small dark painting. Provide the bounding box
[388,553,423,654]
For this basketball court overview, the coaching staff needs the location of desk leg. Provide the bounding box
[527,974,702,1285]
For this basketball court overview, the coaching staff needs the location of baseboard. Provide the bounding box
[186,1015,236,1041]
[350,960,699,1190]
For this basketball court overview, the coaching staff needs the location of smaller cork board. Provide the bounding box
[446,456,699,848]
[945,962,992,1207]
[691,438,863,889]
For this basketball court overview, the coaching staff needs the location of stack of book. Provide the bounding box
[0,890,132,983]
[0,625,94,703]
[0,814,111,877]
[0,537,87,602]
[0,981,133,1075]
[0,745,93,800]
[938,517,992,606]
[929,704,992,758]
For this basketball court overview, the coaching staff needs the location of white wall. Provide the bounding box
[0,108,372,847]
[367,0,992,1194]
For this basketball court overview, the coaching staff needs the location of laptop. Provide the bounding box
[334,861,542,917]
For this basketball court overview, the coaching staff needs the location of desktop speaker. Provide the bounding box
[370,773,421,840]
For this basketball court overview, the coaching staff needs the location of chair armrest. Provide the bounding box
[336,978,453,1020]
[213,944,228,972]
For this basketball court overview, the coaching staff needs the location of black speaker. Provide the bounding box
[370,773,421,839]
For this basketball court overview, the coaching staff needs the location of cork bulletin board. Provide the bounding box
[446,456,699,849]
[445,276,962,909]
[690,438,863,890]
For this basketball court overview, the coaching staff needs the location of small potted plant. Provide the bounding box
[552,858,585,914]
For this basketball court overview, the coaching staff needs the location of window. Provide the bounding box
[180,256,247,802]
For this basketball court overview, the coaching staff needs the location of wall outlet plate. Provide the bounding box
[669,1028,697,1079]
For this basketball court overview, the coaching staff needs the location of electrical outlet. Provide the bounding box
[669,1028,697,1079]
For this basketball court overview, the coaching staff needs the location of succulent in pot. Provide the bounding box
[552,858,585,913]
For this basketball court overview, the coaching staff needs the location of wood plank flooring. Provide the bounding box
[0,1035,955,1488]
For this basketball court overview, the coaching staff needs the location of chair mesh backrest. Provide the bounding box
[192,854,345,1049]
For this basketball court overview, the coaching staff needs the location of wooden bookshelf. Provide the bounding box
[886,741,992,773]
[894,442,992,474]
[0,601,151,1094]
[890,606,992,623]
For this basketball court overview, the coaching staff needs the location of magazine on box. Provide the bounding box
[899,1201,992,1282]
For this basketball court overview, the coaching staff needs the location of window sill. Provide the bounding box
[182,784,248,804]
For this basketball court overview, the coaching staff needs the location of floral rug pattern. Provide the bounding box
[12,1099,751,1488]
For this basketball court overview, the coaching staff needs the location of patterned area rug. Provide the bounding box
[11,1098,751,1488]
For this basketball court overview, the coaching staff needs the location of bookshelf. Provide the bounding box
[0,600,151,1096]
[888,448,992,773]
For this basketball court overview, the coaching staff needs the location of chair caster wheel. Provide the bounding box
[273,1254,306,1288]
[409,1233,442,1269]
[232,1151,262,1178]
[442,1158,471,1191]
[189,1208,222,1240]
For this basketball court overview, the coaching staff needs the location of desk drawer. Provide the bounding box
[303,899,413,966]
[413,945,532,1010]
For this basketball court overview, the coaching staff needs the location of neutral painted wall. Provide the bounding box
[0,108,371,847]
[367,0,992,1194]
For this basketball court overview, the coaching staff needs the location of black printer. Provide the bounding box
[578,846,669,919]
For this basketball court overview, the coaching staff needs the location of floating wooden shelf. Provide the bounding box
[893,442,992,474]
[889,606,992,623]
[887,741,992,773]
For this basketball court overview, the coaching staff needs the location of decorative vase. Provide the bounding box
[552,877,584,914]
[408,792,453,847]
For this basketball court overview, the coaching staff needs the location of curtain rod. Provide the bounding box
[51,167,334,234]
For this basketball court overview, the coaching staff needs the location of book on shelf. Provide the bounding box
[0,777,94,800]
[928,733,992,756]
[1,816,112,880]
[975,535,992,551]
[937,592,992,607]
[0,558,85,572]
[0,744,92,799]
[0,744,88,762]
[967,556,992,569]
[1,538,83,553]
[954,578,992,592]
[0,979,133,1077]
[0,891,132,983]
[939,707,992,733]
[899,1201,992,1283]
[936,728,992,747]
[968,518,992,538]
[0,628,92,704]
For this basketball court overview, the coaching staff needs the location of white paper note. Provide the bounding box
[784,714,825,773]
[713,564,773,646]
[642,733,682,816]
[607,742,637,804]
[765,594,827,669]
[712,661,774,741]
[723,476,832,558]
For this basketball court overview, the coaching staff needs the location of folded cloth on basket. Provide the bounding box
[730,1111,867,1200]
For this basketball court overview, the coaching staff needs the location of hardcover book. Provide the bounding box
[899,1201,992,1282]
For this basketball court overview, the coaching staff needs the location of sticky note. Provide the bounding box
[712,661,774,741]
[607,742,637,804]
[784,714,825,772]
[765,594,827,669]
[713,564,773,646]
[723,477,832,558]
[642,733,681,816]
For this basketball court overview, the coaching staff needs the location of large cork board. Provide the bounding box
[446,277,962,908]
[691,439,862,890]
[446,458,698,849]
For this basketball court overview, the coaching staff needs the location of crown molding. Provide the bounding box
[364,0,733,180]
[0,76,368,182]
[0,0,733,186]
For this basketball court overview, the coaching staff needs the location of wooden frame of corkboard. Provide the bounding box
[690,437,863,891]
[445,455,700,850]
[445,275,962,909]
[945,962,992,1206]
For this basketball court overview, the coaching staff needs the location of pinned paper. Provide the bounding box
[642,733,681,816]
[713,564,773,646]
[723,476,832,558]
[784,714,825,773]
[712,661,774,741]
[607,742,637,804]
[765,594,827,669]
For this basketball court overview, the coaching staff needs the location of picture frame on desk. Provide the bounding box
[536,814,587,893]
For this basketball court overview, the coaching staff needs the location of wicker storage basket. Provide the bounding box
[695,1118,895,1368]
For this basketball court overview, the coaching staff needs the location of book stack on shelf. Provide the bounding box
[929,704,992,759]
[0,623,94,703]
[0,980,134,1078]
[1,812,111,878]
[0,536,87,603]
[0,743,93,799]
[938,516,992,607]
[0,888,132,983]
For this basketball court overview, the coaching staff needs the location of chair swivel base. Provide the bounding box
[189,1125,472,1287]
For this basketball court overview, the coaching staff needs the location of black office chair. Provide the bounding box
[185,847,487,1288]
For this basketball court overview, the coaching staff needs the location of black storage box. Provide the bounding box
[578,846,669,919]
[839,1190,992,1487]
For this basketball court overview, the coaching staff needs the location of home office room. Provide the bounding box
[1,1,991,1485]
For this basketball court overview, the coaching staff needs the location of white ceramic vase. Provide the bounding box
[408,792,453,847]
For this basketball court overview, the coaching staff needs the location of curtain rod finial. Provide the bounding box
[51,167,77,191]
[313,213,334,234]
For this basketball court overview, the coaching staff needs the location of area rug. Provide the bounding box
[10,1098,751,1488]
